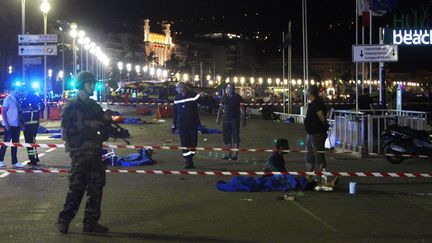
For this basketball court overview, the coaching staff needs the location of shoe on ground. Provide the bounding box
[27,161,39,166]
[184,162,194,169]
[57,221,69,234]
[0,161,5,168]
[83,222,108,233]
[12,162,25,168]
[231,156,238,161]
[221,155,231,160]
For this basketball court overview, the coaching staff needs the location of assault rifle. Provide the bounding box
[103,119,131,145]
[102,109,130,145]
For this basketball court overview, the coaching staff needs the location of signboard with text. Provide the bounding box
[352,44,398,63]
[18,45,57,56]
[384,28,432,45]
[23,57,42,65]
[18,34,58,44]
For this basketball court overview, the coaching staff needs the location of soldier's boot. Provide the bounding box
[57,219,69,234]
[184,157,194,169]
[83,222,108,233]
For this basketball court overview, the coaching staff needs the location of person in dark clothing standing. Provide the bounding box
[304,85,328,173]
[358,88,374,111]
[57,71,109,234]
[20,86,45,166]
[264,138,289,172]
[172,82,201,169]
[216,83,246,160]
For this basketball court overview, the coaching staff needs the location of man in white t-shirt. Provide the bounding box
[0,86,24,168]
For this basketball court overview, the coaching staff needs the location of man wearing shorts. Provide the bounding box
[216,83,246,160]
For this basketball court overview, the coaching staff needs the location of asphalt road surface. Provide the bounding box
[0,109,431,242]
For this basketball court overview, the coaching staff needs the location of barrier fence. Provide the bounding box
[333,110,429,156]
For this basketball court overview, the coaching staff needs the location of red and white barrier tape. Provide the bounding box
[101,102,355,107]
[1,169,431,177]
[1,142,431,158]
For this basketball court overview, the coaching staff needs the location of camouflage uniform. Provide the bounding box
[58,97,108,226]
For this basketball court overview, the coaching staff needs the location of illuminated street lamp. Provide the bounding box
[126,63,132,81]
[83,37,90,71]
[40,0,50,119]
[117,61,123,82]
[135,65,141,75]
[69,23,78,76]
[216,75,222,84]
[77,30,86,72]
[258,77,263,85]
[182,73,189,82]
[149,67,155,76]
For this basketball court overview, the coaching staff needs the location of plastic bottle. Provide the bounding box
[321,169,328,185]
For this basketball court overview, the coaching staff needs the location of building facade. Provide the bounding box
[143,19,174,66]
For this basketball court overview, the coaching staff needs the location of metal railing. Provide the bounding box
[333,109,429,156]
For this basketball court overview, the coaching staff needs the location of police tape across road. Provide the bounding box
[1,168,431,178]
[0,141,431,159]
[94,102,355,107]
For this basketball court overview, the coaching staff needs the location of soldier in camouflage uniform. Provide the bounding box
[57,71,109,234]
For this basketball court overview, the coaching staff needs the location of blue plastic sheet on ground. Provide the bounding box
[116,148,156,166]
[38,126,61,134]
[216,175,309,192]
[283,117,295,124]
[123,118,143,124]
[174,125,222,134]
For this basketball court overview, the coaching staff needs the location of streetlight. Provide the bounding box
[135,65,141,75]
[83,37,90,71]
[77,30,86,72]
[21,0,26,85]
[89,42,96,72]
[40,0,50,119]
[69,23,78,76]
[126,63,131,81]
[117,61,123,82]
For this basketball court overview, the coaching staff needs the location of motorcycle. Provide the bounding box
[382,124,432,164]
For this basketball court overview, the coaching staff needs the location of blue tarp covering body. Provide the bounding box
[115,149,156,166]
[123,118,143,124]
[38,126,61,134]
[174,125,222,134]
[216,175,310,192]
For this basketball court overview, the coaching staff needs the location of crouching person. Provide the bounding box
[264,138,338,191]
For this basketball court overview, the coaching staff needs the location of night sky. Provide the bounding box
[2,0,432,71]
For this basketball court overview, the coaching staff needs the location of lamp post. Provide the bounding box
[69,23,78,77]
[89,42,96,73]
[117,61,123,83]
[21,0,26,84]
[40,0,50,119]
[77,30,86,72]
[83,37,90,71]
[126,63,131,82]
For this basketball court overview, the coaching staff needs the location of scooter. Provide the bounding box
[382,124,432,164]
